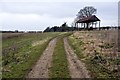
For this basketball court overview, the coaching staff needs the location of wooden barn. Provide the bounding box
[75,15,100,30]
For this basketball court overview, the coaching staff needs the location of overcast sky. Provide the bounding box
[0,0,119,31]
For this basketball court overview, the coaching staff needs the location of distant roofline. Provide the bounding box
[76,15,100,23]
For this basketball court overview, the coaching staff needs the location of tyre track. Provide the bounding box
[64,37,90,78]
[26,38,57,78]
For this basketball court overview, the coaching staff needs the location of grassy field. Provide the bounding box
[68,30,120,78]
[2,33,24,40]
[49,32,72,78]
[2,32,63,78]
[2,30,119,78]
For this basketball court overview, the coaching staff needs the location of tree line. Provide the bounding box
[43,22,78,32]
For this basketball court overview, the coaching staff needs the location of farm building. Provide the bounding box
[75,15,100,30]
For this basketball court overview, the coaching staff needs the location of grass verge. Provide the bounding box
[49,32,72,78]
[2,32,61,78]
[68,33,120,78]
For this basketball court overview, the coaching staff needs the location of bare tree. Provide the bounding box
[77,6,97,29]
[77,6,96,18]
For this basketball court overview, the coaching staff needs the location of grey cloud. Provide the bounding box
[0,2,118,31]
[0,2,118,18]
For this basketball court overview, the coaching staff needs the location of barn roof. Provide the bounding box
[76,15,100,23]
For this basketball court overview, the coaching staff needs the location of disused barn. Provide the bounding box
[75,15,100,30]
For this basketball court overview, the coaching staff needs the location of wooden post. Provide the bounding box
[77,23,79,31]
[75,23,77,31]
[99,21,100,30]
[84,23,85,29]
[76,23,78,31]
[92,22,93,28]
[78,23,79,31]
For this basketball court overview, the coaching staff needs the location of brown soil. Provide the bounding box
[26,38,57,78]
[64,37,90,78]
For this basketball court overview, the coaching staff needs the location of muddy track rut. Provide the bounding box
[27,38,57,78]
[64,37,90,78]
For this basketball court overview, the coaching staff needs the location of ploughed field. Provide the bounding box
[2,30,120,78]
